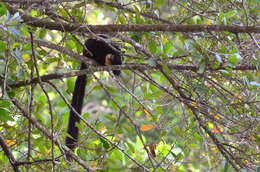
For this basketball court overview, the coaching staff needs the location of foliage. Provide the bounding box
[0,0,259,171]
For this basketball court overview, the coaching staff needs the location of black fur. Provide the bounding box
[65,37,122,158]
[83,38,122,75]
[65,63,87,151]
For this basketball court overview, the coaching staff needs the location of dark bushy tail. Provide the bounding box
[65,63,87,158]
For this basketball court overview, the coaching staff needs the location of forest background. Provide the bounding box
[0,0,259,171]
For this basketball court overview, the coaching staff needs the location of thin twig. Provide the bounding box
[0,134,21,172]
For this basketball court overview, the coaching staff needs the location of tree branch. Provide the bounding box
[0,134,21,172]
[6,3,260,34]
[2,0,76,3]
[6,63,257,89]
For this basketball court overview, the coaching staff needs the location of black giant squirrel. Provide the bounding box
[65,36,122,157]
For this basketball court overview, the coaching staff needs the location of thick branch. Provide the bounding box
[2,0,76,3]
[6,4,260,33]
[7,64,257,88]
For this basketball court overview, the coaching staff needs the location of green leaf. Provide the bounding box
[82,112,90,121]
[126,141,135,153]
[21,26,30,37]
[225,10,236,19]
[161,61,171,76]
[74,2,85,8]
[122,123,132,133]
[164,41,172,54]
[175,154,183,162]
[155,0,164,7]
[133,5,140,15]
[7,91,15,99]
[175,127,183,136]
[136,135,146,148]
[223,66,233,77]
[39,29,47,39]
[190,143,199,149]
[0,108,14,122]
[198,60,206,74]
[111,100,117,110]
[130,32,140,42]
[0,2,7,16]
[45,57,59,64]
[66,78,75,94]
[15,48,23,64]
[107,85,116,93]
[100,138,110,149]
[75,40,83,54]
[149,41,157,54]
[195,83,209,93]
[228,55,238,65]
[65,40,76,50]
[103,4,115,11]
[194,133,201,141]
[0,40,6,52]
[254,135,260,147]
[118,14,126,24]
[31,10,38,17]
[218,11,223,23]
[63,112,69,125]
[77,148,89,161]
[105,114,116,122]
[0,100,11,108]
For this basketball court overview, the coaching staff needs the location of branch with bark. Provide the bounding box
[0,135,21,172]
[4,63,256,89]
[5,3,260,34]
